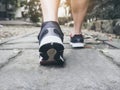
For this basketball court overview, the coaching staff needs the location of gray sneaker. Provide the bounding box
[38,21,65,65]
[70,34,85,48]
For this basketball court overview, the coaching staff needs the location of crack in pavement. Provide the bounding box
[100,50,120,68]
[0,31,37,45]
[0,50,22,71]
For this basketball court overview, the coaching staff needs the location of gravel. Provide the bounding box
[0,26,40,41]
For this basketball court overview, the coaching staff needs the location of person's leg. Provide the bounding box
[40,0,60,22]
[71,0,89,36]
[38,0,64,65]
[70,0,89,47]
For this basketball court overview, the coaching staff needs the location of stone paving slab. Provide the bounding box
[6,36,100,45]
[0,37,114,50]
[0,49,120,90]
[0,50,21,68]
[0,43,39,50]
[7,36,69,44]
[0,20,33,26]
[0,43,112,50]
[104,40,120,49]
[0,31,37,45]
[101,49,120,66]
[0,26,120,90]
[7,36,38,44]
[96,35,109,41]
[0,43,72,50]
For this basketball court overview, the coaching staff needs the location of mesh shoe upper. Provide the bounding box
[38,21,64,45]
[70,34,84,43]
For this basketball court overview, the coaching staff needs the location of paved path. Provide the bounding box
[0,20,33,26]
[0,26,120,90]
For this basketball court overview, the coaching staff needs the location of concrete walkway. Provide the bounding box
[0,20,33,26]
[0,26,120,90]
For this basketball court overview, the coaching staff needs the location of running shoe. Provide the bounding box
[38,21,65,65]
[70,34,85,48]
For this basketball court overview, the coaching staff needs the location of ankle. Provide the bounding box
[41,21,60,29]
[70,32,82,37]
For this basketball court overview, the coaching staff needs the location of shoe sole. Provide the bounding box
[39,36,64,65]
[39,43,64,65]
[70,42,85,48]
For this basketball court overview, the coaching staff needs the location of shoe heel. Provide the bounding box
[47,48,57,61]
[39,43,64,65]
[40,36,63,48]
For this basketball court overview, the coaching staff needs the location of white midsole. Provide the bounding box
[39,36,63,47]
[70,42,85,48]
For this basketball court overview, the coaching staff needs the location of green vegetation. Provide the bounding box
[88,0,120,19]
[26,0,42,23]
[1,0,119,21]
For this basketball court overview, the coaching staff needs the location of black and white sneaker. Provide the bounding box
[38,21,65,65]
[70,34,85,48]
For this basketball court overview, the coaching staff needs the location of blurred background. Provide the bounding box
[0,0,120,40]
